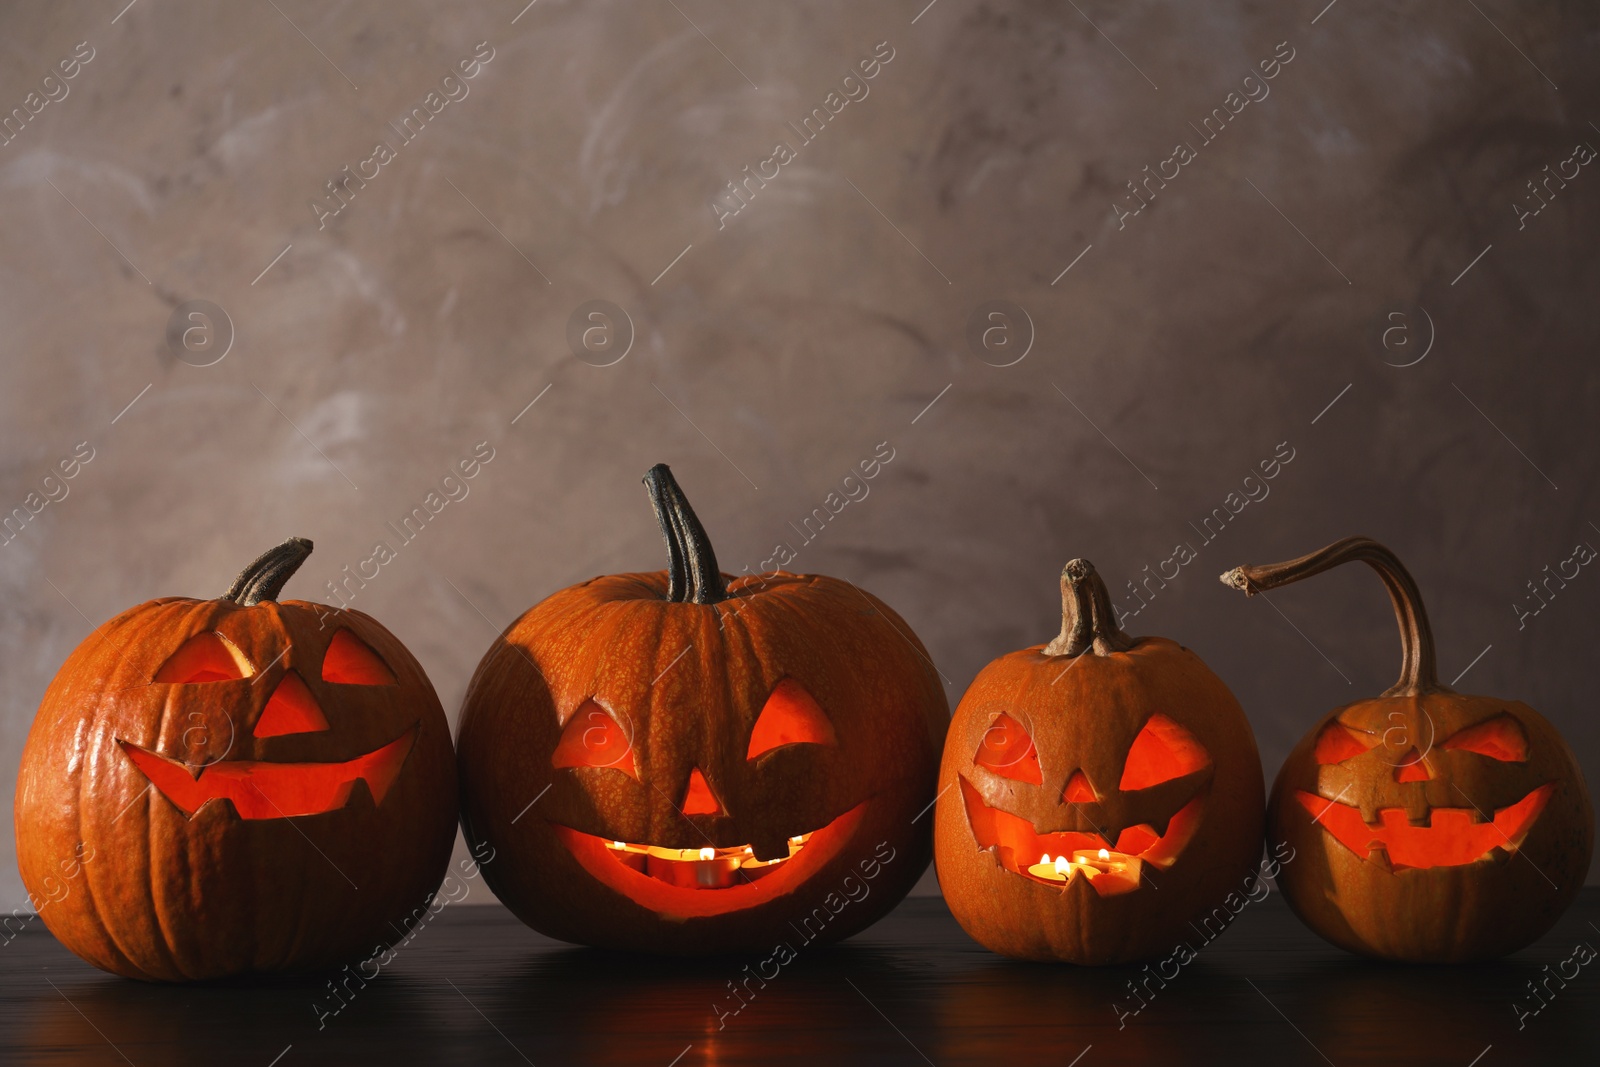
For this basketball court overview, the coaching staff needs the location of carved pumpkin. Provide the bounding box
[13,538,458,981]
[934,559,1265,963]
[1222,536,1594,961]
[456,465,947,953]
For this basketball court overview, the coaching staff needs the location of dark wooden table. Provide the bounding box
[3,890,1596,1065]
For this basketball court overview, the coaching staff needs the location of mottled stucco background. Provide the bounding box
[2,0,1597,911]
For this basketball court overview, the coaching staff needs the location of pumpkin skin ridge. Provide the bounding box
[110,599,226,981]
[458,560,945,954]
[18,584,459,982]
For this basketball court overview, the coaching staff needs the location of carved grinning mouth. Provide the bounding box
[553,802,866,920]
[961,777,1204,896]
[1296,784,1553,870]
[118,727,418,820]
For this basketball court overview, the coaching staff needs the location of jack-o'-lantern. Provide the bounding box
[935,558,1265,963]
[456,465,947,953]
[14,537,458,981]
[1222,536,1593,961]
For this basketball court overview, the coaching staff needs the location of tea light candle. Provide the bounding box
[1025,853,1077,882]
[1025,847,1143,889]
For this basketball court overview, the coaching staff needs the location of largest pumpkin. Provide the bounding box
[14,538,459,981]
[456,465,948,953]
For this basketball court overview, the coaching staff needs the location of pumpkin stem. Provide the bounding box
[1219,536,1440,696]
[1043,558,1138,657]
[643,464,728,605]
[222,537,314,606]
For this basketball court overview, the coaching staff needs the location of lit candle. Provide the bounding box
[1068,847,1144,890]
[1025,853,1080,882]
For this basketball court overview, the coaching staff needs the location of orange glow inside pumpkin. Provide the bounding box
[554,803,866,919]
[552,700,637,778]
[120,726,417,819]
[1297,784,1553,869]
[1118,714,1211,790]
[1063,769,1097,804]
[252,671,330,737]
[154,632,254,683]
[747,679,837,758]
[322,629,397,685]
[960,777,1203,896]
[1441,714,1528,762]
[1315,721,1377,763]
[596,832,813,888]
[976,713,1042,785]
[680,768,723,816]
[1394,750,1431,782]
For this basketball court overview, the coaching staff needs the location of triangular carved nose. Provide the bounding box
[253,671,330,737]
[680,767,722,816]
[1394,750,1431,782]
[1063,769,1098,804]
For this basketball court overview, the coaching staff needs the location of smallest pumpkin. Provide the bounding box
[935,558,1265,964]
[1223,535,1594,962]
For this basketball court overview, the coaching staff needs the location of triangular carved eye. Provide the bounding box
[1119,715,1210,790]
[1314,721,1379,764]
[322,629,396,685]
[975,713,1042,785]
[747,680,836,759]
[1441,714,1528,762]
[155,632,254,683]
[553,700,637,778]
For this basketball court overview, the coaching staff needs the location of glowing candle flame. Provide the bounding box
[1098,848,1111,861]
[698,847,715,861]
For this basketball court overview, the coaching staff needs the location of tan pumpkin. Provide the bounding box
[13,538,458,980]
[935,558,1265,963]
[456,465,947,953]
[1223,536,1593,961]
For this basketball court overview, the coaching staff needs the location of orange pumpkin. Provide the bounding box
[13,538,458,980]
[456,465,947,953]
[935,558,1265,963]
[1223,536,1593,961]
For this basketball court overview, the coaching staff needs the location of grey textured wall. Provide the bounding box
[2,0,1597,911]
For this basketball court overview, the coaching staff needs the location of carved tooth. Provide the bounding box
[342,777,377,812]
[750,834,791,862]
[1365,843,1394,873]
[194,796,242,823]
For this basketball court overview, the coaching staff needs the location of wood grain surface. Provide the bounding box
[3,890,1596,1065]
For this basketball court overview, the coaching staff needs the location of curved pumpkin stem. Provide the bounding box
[1043,558,1137,657]
[643,464,728,605]
[1220,536,1440,697]
[222,537,314,606]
